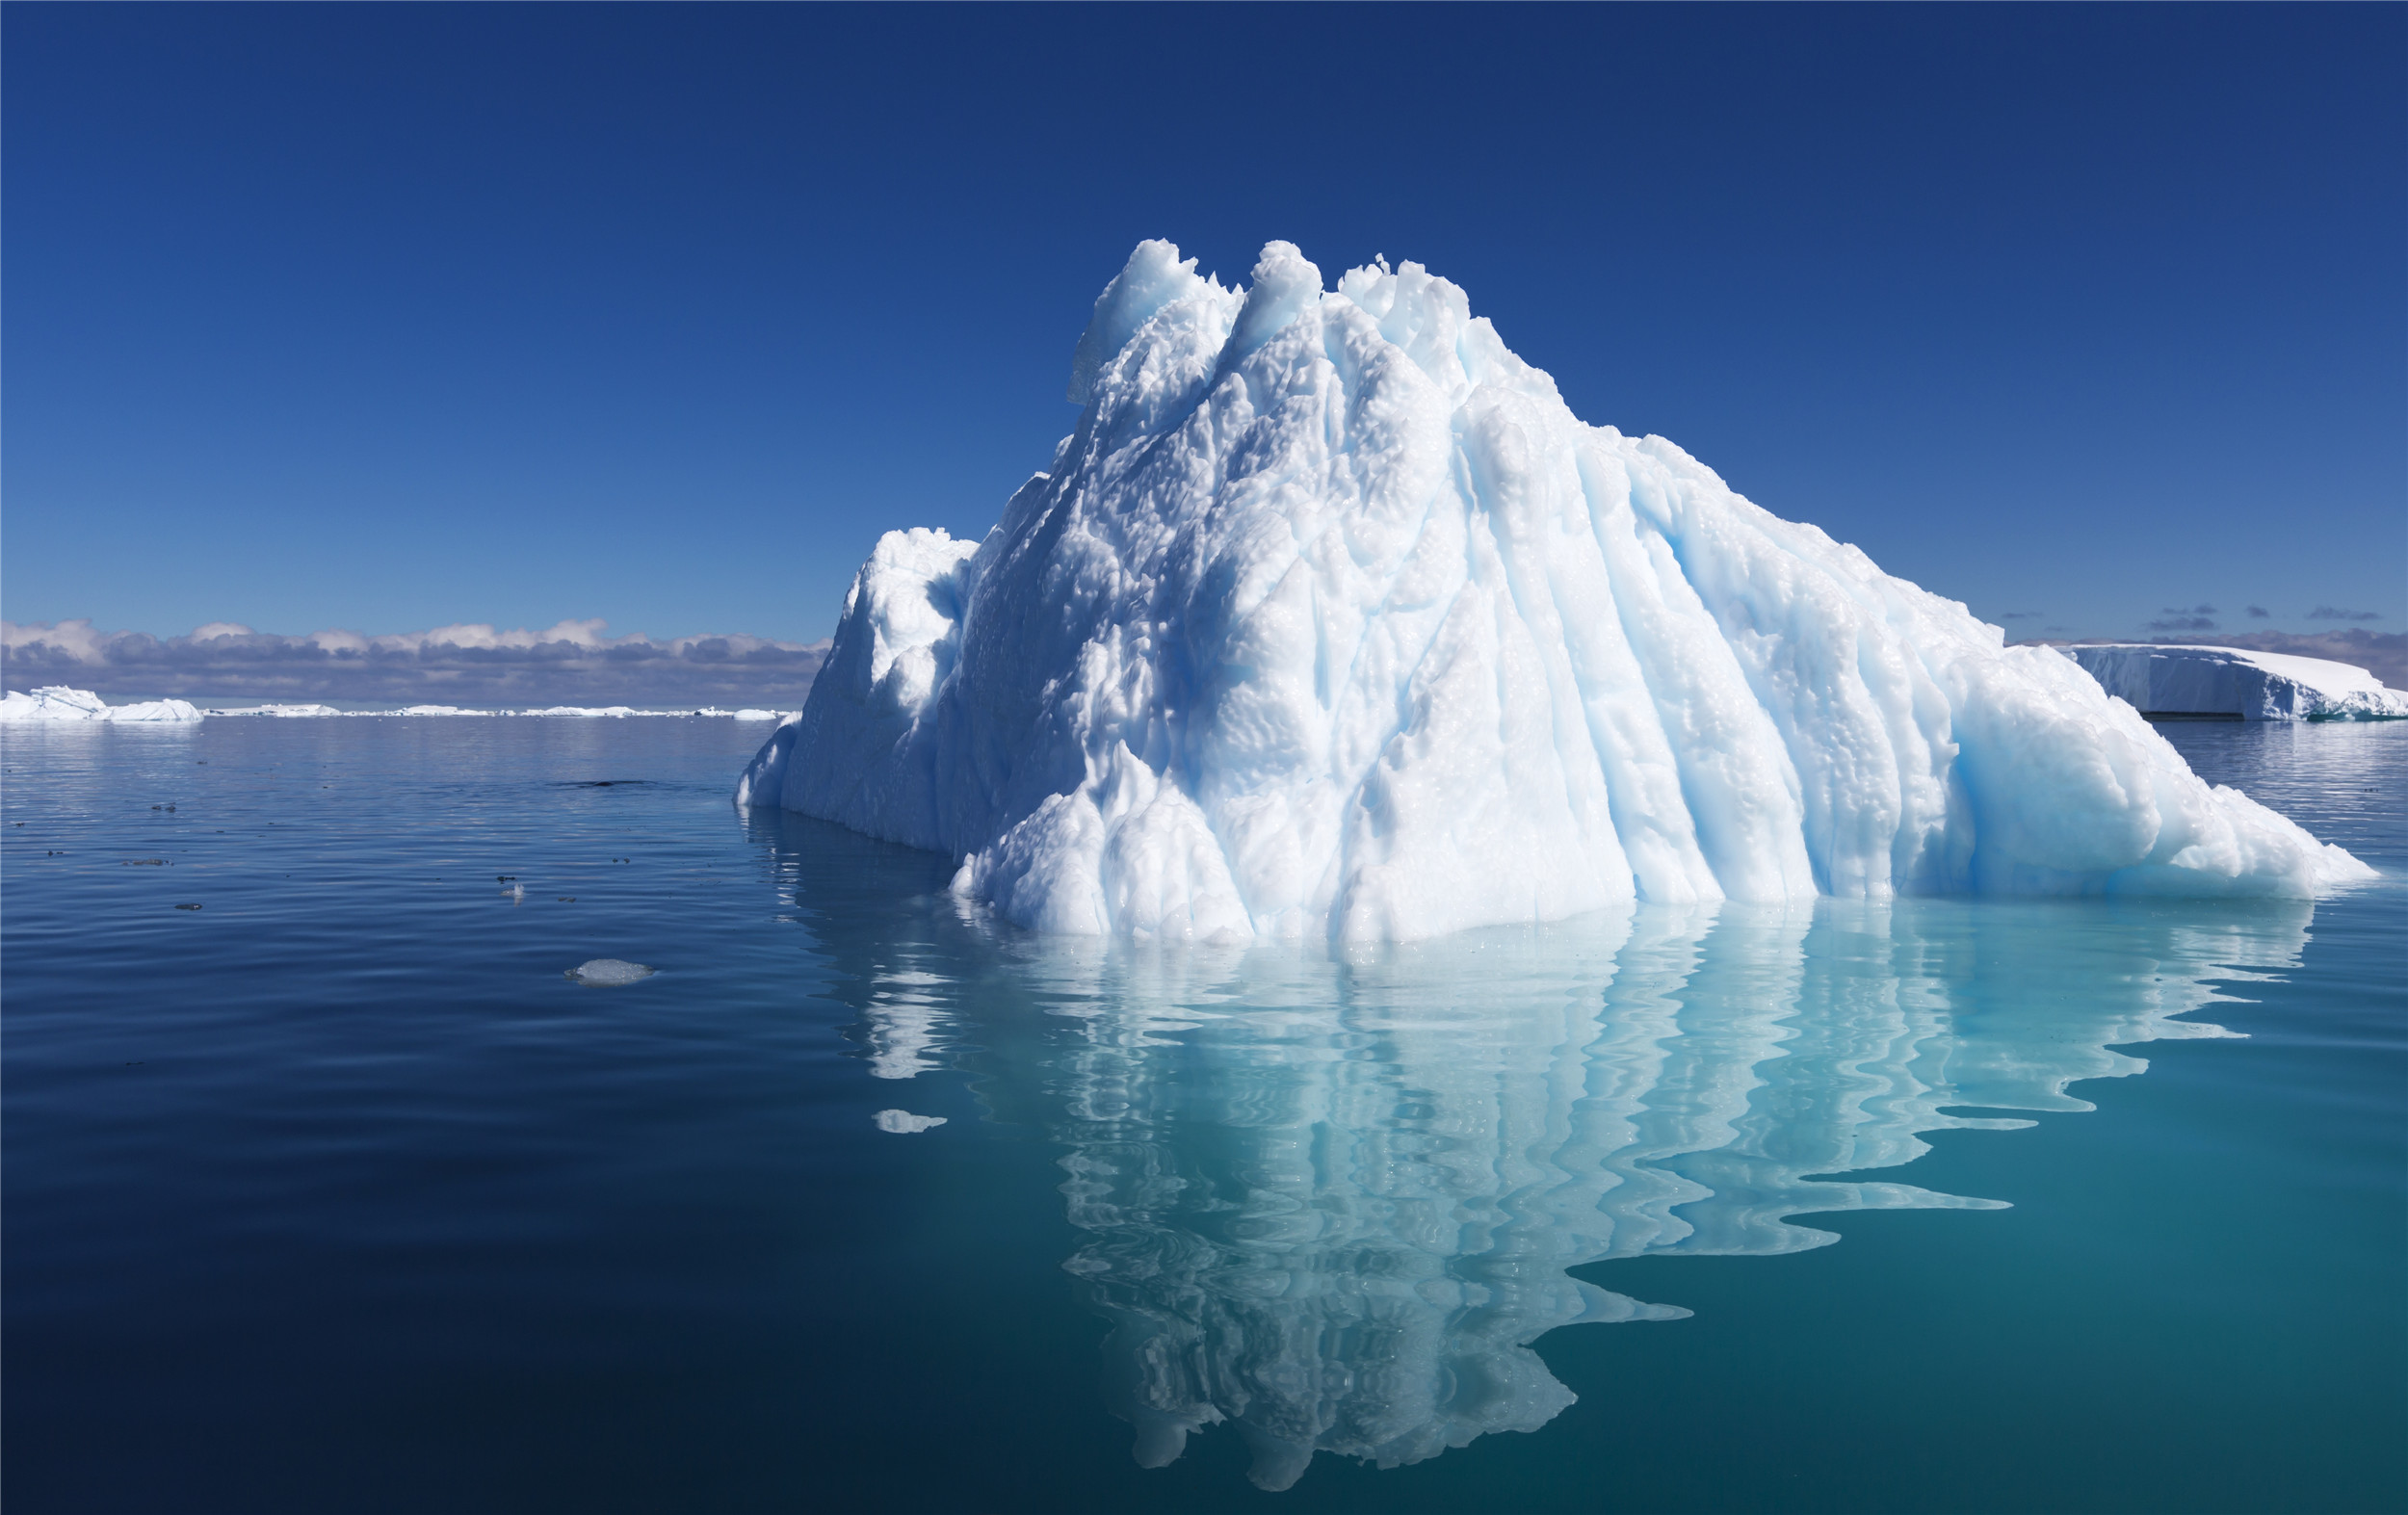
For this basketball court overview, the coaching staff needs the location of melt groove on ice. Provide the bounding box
[740,240,2373,942]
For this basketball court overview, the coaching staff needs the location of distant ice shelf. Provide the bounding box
[2064,644,2408,721]
[738,239,2374,943]
[203,703,347,718]
[1,687,796,721]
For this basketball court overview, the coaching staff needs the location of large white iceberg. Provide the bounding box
[1,685,203,723]
[2066,643,2408,721]
[740,241,2371,941]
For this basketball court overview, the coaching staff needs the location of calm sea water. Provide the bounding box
[5,718,2402,1514]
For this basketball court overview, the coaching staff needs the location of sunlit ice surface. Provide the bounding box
[4,718,2401,1513]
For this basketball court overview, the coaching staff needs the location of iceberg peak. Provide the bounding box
[1066,239,1213,405]
[744,241,2371,942]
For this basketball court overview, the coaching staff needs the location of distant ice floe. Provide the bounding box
[2065,644,2408,721]
[0,685,202,723]
[3,685,796,721]
[564,958,654,986]
[741,239,2372,943]
[872,1110,948,1134]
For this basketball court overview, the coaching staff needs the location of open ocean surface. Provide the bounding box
[5,717,2402,1515]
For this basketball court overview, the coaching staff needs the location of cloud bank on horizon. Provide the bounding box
[1,618,827,708]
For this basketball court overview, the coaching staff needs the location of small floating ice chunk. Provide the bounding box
[873,1109,947,1134]
[565,957,654,986]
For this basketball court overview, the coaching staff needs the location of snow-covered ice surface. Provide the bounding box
[1,686,203,723]
[738,240,2374,941]
[2066,644,2408,721]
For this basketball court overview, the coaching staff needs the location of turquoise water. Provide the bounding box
[5,718,2402,1513]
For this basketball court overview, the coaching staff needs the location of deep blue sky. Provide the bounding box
[6,3,2401,645]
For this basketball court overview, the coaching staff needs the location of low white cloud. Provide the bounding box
[1,618,829,709]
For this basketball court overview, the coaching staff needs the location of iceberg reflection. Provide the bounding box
[747,811,2314,1491]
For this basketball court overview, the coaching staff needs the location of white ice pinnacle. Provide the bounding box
[740,241,2372,942]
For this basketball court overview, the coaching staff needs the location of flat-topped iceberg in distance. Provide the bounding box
[2065,643,2408,721]
[1,685,202,723]
[740,241,2373,942]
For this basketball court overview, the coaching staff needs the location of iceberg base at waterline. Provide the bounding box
[749,805,2326,1493]
[740,240,2371,942]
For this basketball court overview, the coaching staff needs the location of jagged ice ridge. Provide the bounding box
[740,241,2371,942]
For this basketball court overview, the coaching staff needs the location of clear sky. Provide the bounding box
[6,3,2401,646]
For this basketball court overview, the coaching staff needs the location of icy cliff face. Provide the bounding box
[2066,644,2408,721]
[742,241,2371,941]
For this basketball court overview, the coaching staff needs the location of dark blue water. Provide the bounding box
[6,718,2402,1514]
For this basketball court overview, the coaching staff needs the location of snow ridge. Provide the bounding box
[742,241,2371,942]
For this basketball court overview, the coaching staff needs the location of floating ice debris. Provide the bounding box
[564,958,655,986]
[872,1110,947,1134]
[742,239,2374,942]
[505,883,526,904]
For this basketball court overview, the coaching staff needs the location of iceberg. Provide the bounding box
[1,685,203,723]
[2065,643,2408,721]
[741,241,2372,942]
